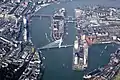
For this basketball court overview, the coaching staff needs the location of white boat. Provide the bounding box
[83,75,92,79]
[40,3,50,7]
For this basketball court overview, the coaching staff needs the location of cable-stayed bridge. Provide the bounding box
[39,39,73,50]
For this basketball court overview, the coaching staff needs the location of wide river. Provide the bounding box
[30,0,120,80]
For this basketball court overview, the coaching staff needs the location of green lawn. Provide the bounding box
[114,73,120,80]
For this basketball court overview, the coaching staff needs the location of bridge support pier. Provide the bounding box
[40,16,41,20]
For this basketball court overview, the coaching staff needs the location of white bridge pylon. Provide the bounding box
[58,37,63,48]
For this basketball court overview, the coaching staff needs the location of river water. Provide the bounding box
[30,0,120,80]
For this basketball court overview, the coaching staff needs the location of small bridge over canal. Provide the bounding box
[32,14,77,23]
